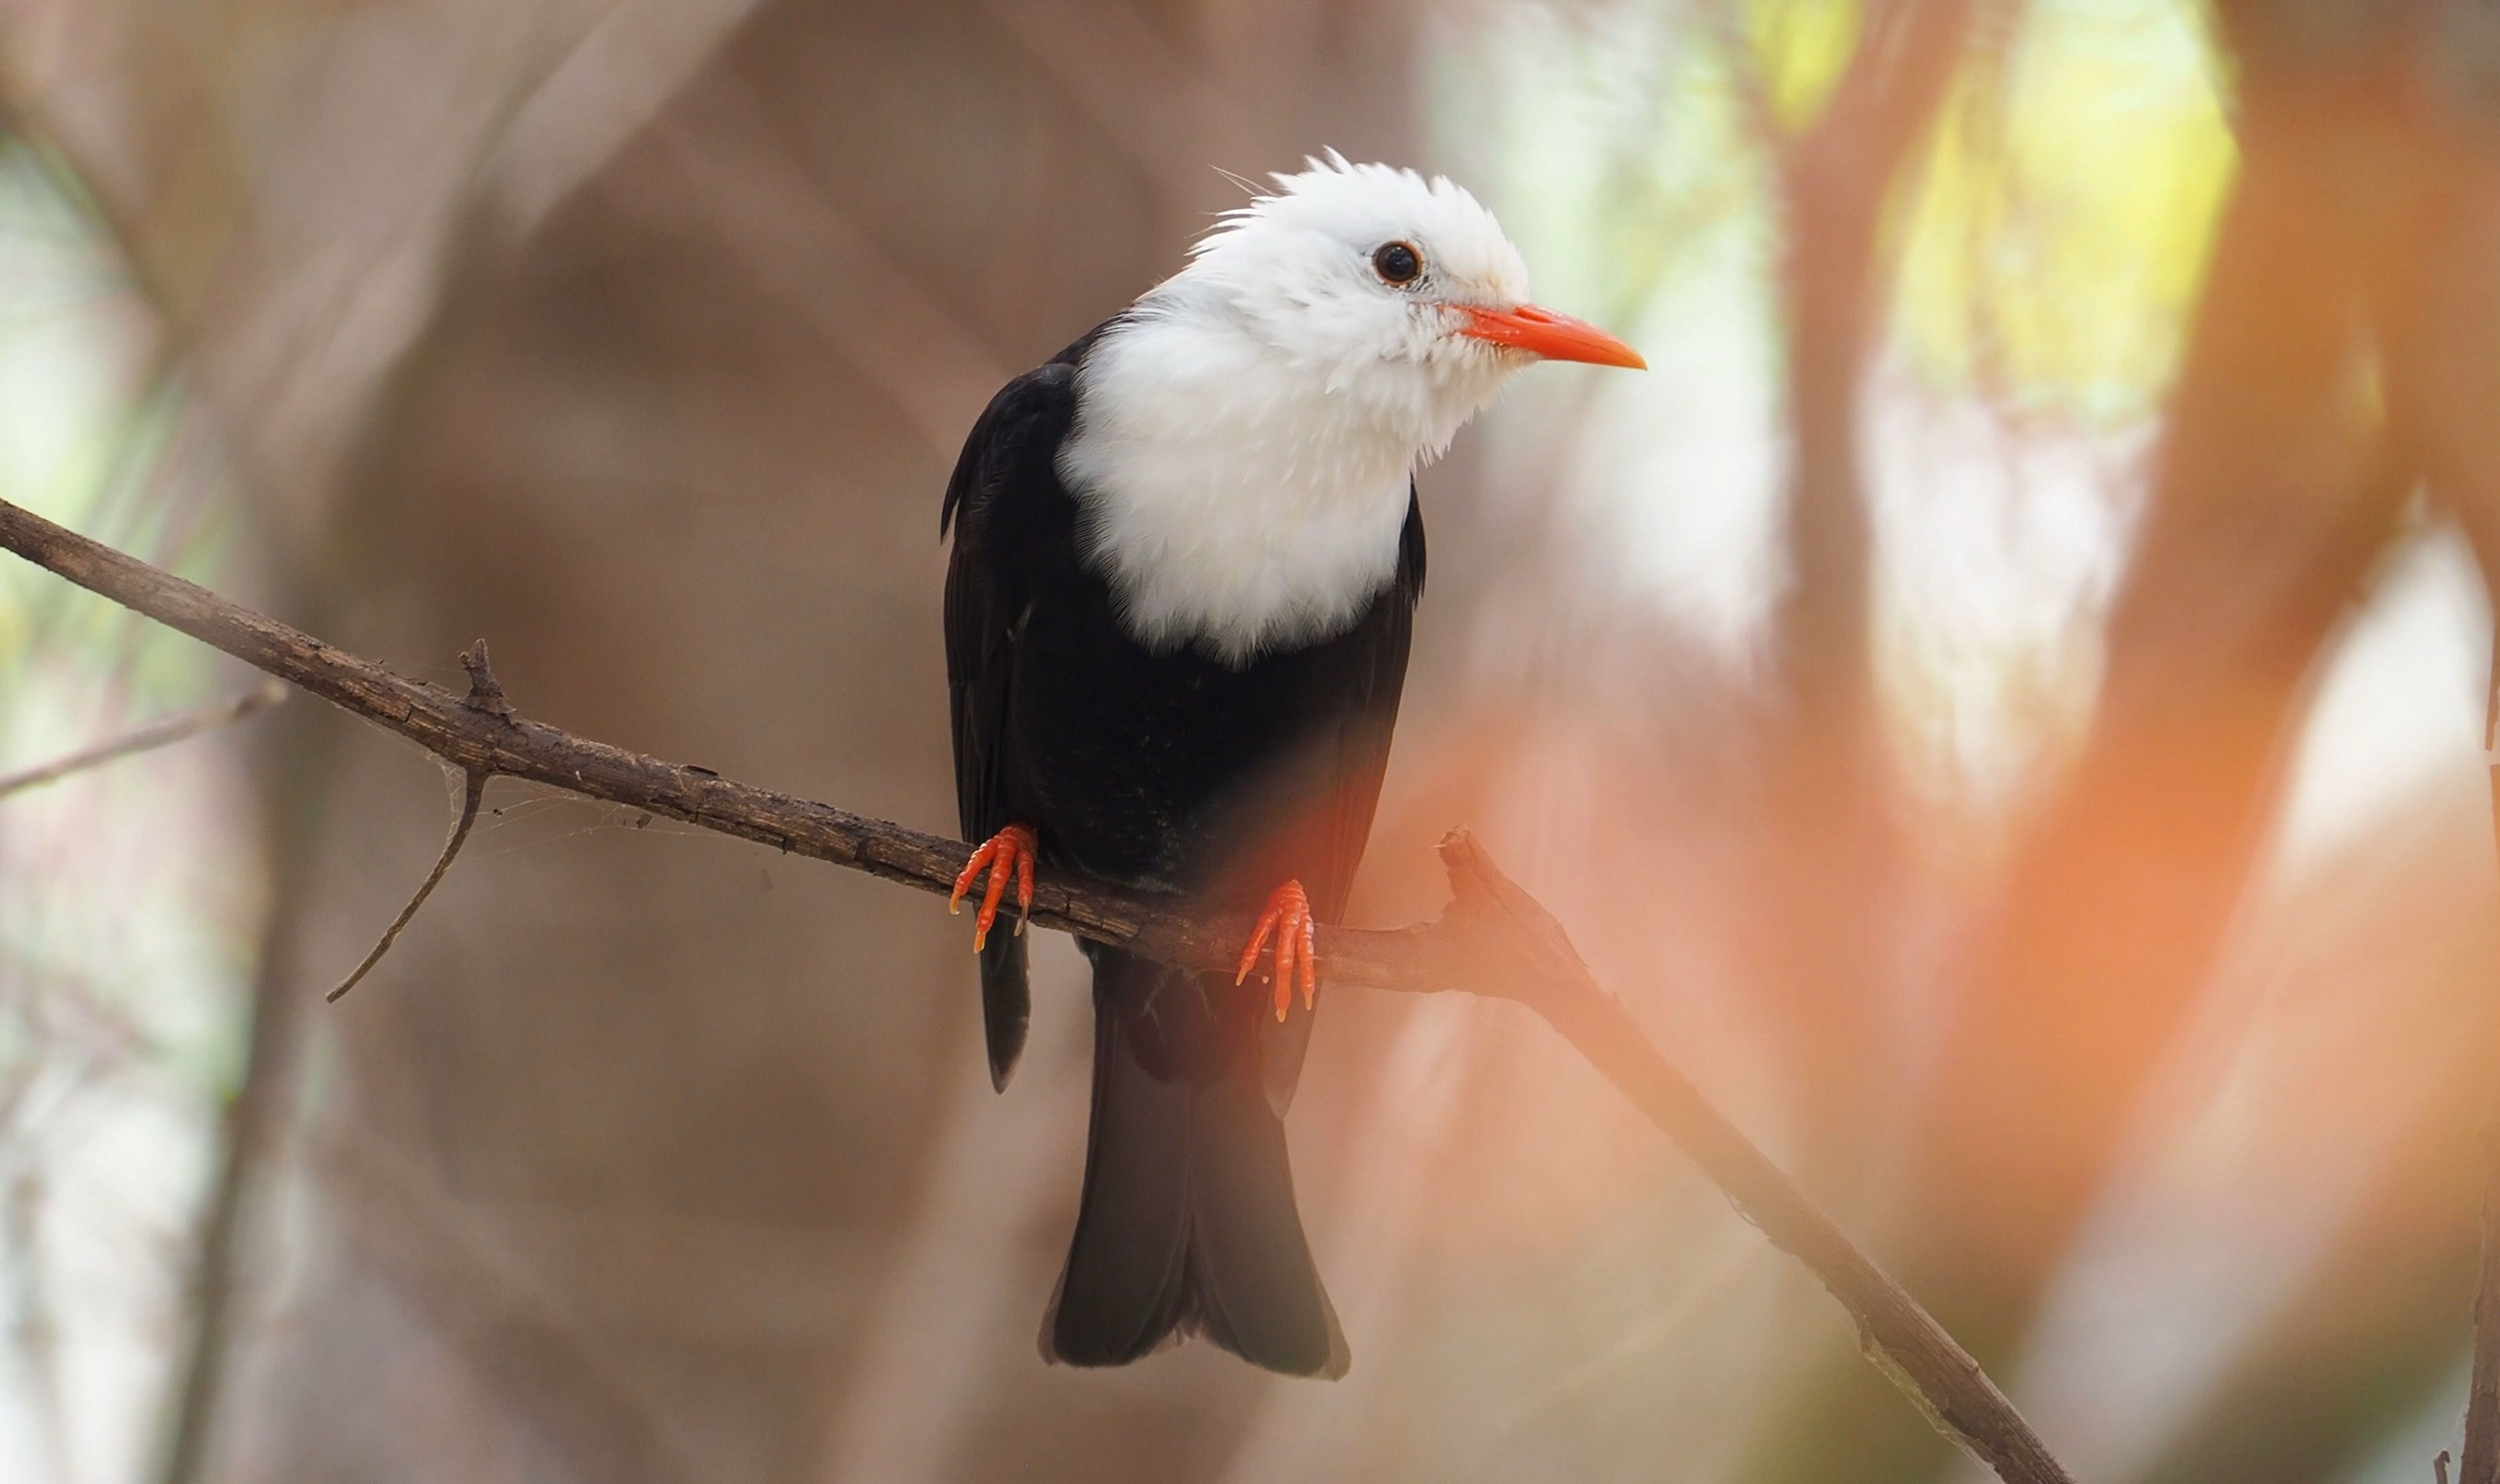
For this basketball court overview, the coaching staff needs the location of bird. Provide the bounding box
[941,153,1642,1378]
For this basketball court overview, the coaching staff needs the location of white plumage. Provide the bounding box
[1057,154,1537,665]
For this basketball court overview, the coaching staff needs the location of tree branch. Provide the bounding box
[0,494,2073,1484]
[0,680,285,799]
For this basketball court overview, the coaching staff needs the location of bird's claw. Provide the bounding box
[951,824,1038,953]
[1234,879,1318,1022]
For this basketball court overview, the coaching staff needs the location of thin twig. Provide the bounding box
[320,639,506,1004]
[0,495,2075,1484]
[325,768,488,1003]
[2443,1448,2457,1484]
[0,680,285,798]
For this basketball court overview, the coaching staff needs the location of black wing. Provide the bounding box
[1258,490,1424,1112]
[1299,489,1423,922]
[944,359,1082,1090]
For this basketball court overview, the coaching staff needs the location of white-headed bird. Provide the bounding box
[942,154,1643,1377]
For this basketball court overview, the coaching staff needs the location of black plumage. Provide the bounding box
[942,326,1422,1378]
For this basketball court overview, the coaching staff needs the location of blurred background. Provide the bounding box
[3,0,2499,1480]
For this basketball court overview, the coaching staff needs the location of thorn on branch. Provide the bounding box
[460,640,513,721]
[326,769,489,1003]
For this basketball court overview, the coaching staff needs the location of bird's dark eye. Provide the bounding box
[1372,241,1422,286]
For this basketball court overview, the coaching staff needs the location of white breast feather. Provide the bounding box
[1060,316,1425,666]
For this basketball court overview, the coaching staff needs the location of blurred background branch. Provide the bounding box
[0,682,281,799]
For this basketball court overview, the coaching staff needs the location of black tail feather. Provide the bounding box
[1040,947,1345,1378]
[979,928,1030,1092]
[1186,1044,1348,1377]
[1040,994,1194,1365]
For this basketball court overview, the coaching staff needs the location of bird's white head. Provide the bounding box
[1061,153,1642,664]
[1145,152,1643,460]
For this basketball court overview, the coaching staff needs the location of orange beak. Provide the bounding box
[1457,304,1646,370]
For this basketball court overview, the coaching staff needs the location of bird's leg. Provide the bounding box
[950,824,1038,952]
[1234,878,1318,1022]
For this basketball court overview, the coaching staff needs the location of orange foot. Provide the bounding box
[1234,879,1318,1022]
[950,824,1037,952]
